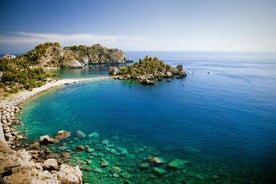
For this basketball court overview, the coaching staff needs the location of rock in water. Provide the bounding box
[109,66,120,75]
[76,130,86,138]
[152,167,166,175]
[100,159,109,167]
[61,152,71,159]
[88,132,99,139]
[139,162,150,170]
[55,130,71,140]
[110,166,121,174]
[167,159,190,170]
[147,157,166,166]
[75,145,86,151]
[39,135,56,145]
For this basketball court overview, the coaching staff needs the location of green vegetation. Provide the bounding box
[119,56,172,79]
[0,57,50,94]
[110,56,187,85]
[65,43,125,63]
[23,42,61,64]
[0,42,127,95]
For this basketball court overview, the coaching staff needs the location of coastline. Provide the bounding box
[0,76,110,144]
[0,76,110,183]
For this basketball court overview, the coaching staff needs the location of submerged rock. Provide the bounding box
[139,162,150,170]
[61,152,71,159]
[75,145,86,151]
[88,131,99,139]
[167,159,190,170]
[152,167,166,175]
[102,139,109,145]
[110,166,121,174]
[93,167,105,173]
[76,130,86,138]
[116,147,128,155]
[147,157,166,166]
[100,159,109,167]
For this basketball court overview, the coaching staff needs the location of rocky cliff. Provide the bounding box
[21,42,130,69]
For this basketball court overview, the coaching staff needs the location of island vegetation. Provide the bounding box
[0,42,130,96]
[109,56,187,85]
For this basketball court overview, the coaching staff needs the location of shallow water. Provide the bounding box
[19,52,276,183]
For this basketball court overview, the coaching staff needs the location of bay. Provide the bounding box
[19,51,276,183]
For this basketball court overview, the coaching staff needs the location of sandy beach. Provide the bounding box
[0,76,110,143]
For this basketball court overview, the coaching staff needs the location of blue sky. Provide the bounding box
[0,0,276,53]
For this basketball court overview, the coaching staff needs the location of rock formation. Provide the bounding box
[0,140,82,184]
[20,42,131,69]
[109,56,187,85]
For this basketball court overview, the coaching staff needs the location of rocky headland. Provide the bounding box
[0,42,131,96]
[21,42,131,69]
[109,56,187,85]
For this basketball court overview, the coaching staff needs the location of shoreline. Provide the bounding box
[0,76,111,144]
[0,76,110,183]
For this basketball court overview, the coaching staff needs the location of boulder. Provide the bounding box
[29,140,40,150]
[100,159,109,167]
[147,157,166,166]
[152,167,166,175]
[43,158,59,170]
[55,130,71,140]
[139,162,150,170]
[75,145,86,151]
[110,166,121,174]
[165,71,173,78]
[58,164,82,184]
[167,159,190,170]
[176,64,183,71]
[102,139,109,145]
[88,132,99,139]
[178,70,187,77]
[76,130,86,138]
[171,67,179,75]
[109,67,120,75]
[39,135,56,145]
[61,152,71,159]
[139,77,155,85]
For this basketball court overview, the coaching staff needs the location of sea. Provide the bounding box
[17,51,276,183]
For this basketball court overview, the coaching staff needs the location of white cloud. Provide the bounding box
[0,32,144,48]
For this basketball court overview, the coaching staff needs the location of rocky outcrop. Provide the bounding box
[0,141,82,184]
[54,130,71,140]
[39,135,56,145]
[65,43,132,65]
[109,66,120,75]
[110,56,187,85]
[58,164,82,184]
[21,42,131,69]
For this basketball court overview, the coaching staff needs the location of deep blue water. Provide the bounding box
[19,52,276,183]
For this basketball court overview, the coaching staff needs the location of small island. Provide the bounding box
[109,56,187,85]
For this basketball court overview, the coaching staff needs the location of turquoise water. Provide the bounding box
[19,52,276,183]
